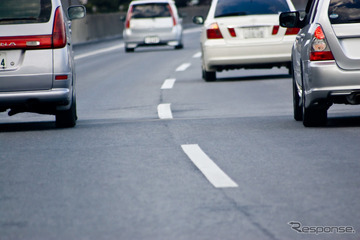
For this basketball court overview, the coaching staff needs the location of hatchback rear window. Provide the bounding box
[328,0,360,24]
[131,3,171,19]
[0,0,52,25]
[215,0,290,18]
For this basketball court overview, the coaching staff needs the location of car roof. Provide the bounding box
[129,0,175,5]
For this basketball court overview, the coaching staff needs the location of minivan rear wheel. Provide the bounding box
[56,97,77,128]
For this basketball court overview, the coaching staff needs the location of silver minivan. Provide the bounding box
[0,0,85,127]
[123,0,183,52]
[280,0,360,127]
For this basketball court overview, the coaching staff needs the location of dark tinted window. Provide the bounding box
[215,0,290,18]
[131,3,171,18]
[328,0,360,24]
[0,0,52,25]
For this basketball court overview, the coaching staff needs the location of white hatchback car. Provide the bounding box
[193,0,298,81]
[123,0,183,52]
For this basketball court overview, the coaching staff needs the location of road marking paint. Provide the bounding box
[161,78,176,89]
[157,104,173,119]
[181,144,238,188]
[193,52,202,58]
[176,63,191,72]
[75,44,124,60]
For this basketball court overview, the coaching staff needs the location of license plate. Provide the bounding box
[0,52,6,68]
[243,27,265,39]
[145,36,160,44]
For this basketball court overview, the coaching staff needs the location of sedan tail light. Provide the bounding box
[207,23,223,39]
[0,6,66,50]
[272,25,279,35]
[285,27,300,35]
[310,25,334,61]
[228,27,236,37]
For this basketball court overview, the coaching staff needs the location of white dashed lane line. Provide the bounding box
[181,144,238,188]
[193,52,202,58]
[157,103,173,119]
[176,63,191,72]
[161,78,176,90]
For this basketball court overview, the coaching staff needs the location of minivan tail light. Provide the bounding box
[52,6,66,48]
[310,25,334,61]
[0,35,52,49]
[207,23,223,39]
[285,27,300,35]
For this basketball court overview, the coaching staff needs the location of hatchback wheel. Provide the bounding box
[202,67,216,82]
[125,47,134,52]
[292,75,302,121]
[302,93,327,127]
[56,97,77,128]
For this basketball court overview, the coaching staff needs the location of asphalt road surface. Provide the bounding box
[1,28,359,240]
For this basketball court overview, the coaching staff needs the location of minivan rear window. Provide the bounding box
[328,0,360,24]
[215,0,290,18]
[131,3,171,19]
[0,0,52,25]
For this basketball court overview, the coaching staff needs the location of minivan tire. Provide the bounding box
[56,97,77,128]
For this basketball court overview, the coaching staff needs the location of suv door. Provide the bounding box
[0,0,54,92]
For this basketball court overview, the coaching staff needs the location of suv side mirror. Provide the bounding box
[193,16,204,25]
[280,11,301,28]
[68,5,86,21]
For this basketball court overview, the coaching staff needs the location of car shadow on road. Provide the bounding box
[0,121,57,132]
[326,116,360,128]
[215,74,291,82]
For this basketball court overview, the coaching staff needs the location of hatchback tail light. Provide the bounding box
[125,6,133,29]
[167,4,177,26]
[0,6,66,50]
[310,25,334,61]
[207,23,223,39]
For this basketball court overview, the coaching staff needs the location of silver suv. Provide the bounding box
[0,0,85,128]
[280,0,360,127]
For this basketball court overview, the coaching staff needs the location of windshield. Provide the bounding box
[328,0,360,24]
[0,0,52,25]
[215,0,290,18]
[131,3,171,19]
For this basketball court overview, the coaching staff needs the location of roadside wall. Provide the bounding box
[70,0,307,44]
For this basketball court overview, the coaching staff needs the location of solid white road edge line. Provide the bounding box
[75,44,124,60]
[181,144,238,188]
[161,78,176,89]
[158,103,173,119]
[176,63,191,72]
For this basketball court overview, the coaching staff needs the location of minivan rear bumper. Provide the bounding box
[0,88,71,108]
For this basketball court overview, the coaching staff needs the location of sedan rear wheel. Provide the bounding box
[202,67,216,82]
